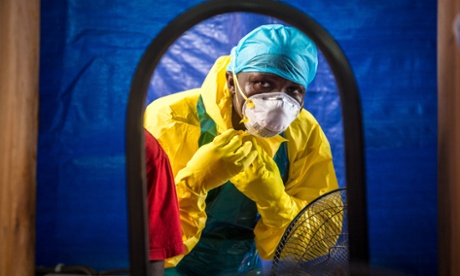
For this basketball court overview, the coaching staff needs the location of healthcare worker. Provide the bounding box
[144,24,339,275]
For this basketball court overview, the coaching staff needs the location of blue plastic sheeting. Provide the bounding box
[37,0,438,274]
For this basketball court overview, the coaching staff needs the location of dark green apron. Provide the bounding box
[166,96,289,275]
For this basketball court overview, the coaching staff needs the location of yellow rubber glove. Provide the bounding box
[175,129,258,195]
[231,139,293,226]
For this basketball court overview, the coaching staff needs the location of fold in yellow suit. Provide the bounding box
[144,55,339,269]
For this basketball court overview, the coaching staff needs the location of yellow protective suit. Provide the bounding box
[144,55,339,268]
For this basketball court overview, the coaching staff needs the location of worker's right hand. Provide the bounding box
[175,129,258,195]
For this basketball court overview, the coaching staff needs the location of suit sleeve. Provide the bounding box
[144,96,207,267]
[253,122,339,260]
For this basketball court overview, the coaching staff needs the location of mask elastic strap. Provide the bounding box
[232,62,254,124]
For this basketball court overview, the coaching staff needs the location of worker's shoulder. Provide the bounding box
[146,89,201,113]
[287,109,324,138]
[149,89,200,105]
[297,108,320,126]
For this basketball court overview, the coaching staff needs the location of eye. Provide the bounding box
[287,86,305,95]
[253,81,272,91]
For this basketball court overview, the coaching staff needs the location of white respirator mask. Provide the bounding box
[233,72,301,138]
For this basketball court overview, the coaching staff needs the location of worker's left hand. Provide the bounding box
[230,138,287,208]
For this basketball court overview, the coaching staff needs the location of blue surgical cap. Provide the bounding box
[227,24,318,89]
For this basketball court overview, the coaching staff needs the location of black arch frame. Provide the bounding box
[126,0,368,275]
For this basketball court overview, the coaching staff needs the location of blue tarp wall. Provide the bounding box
[37,0,438,275]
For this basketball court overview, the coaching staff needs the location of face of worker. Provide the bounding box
[226,71,306,127]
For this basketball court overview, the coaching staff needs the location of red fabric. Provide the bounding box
[145,129,184,260]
